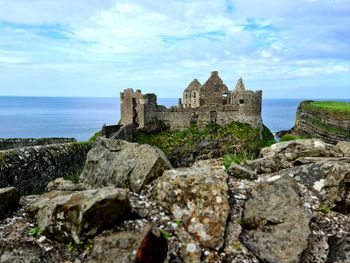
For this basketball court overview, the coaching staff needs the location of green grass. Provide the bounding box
[134,121,275,159]
[302,101,350,117]
[89,131,102,142]
[280,134,309,142]
[223,152,254,169]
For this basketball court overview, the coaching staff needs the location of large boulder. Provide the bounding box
[277,160,350,213]
[260,139,341,161]
[0,187,20,219]
[29,187,131,243]
[81,139,172,193]
[327,234,350,263]
[88,225,167,263]
[240,176,311,263]
[153,159,229,250]
[336,141,350,157]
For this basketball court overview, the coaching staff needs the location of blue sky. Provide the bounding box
[0,0,349,98]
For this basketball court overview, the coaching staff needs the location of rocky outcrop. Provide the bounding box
[88,225,168,263]
[244,139,343,174]
[294,100,350,144]
[81,139,171,193]
[0,142,91,195]
[1,138,350,263]
[240,176,311,263]
[0,138,76,151]
[336,141,350,157]
[0,187,20,219]
[29,187,131,244]
[153,159,229,251]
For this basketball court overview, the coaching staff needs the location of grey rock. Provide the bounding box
[244,155,291,174]
[81,139,172,193]
[88,225,167,263]
[0,187,20,220]
[277,160,350,213]
[336,141,350,157]
[45,177,90,192]
[29,187,131,243]
[227,163,258,180]
[260,139,342,161]
[153,159,229,250]
[240,176,311,263]
[327,234,350,263]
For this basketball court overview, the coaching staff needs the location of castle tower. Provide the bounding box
[234,77,245,92]
[183,79,202,108]
[200,71,229,105]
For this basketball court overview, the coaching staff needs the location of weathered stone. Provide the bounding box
[260,139,341,161]
[88,225,167,263]
[30,187,131,243]
[240,176,311,263]
[153,159,229,250]
[327,234,350,263]
[0,187,20,219]
[45,177,90,192]
[244,155,291,174]
[336,141,350,157]
[227,162,258,180]
[81,139,171,193]
[277,160,350,213]
[0,242,43,263]
[0,142,91,195]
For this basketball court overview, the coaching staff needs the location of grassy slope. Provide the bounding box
[303,101,350,117]
[134,121,275,158]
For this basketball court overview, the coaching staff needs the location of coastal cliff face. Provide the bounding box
[0,142,91,195]
[295,101,350,144]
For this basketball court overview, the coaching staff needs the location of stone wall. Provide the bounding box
[0,138,76,151]
[0,142,91,195]
[295,101,350,144]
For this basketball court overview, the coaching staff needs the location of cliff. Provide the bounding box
[295,100,350,144]
[0,142,91,195]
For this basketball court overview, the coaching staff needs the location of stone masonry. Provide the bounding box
[120,71,262,130]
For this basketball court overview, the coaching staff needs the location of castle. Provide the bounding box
[120,71,262,131]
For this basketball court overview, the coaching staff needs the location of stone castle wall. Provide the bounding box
[0,138,76,151]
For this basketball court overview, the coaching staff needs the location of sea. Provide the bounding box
[0,97,349,141]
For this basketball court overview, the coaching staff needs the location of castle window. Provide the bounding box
[239,99,245,104]
[194,92,196,98]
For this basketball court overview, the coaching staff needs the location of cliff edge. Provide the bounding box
[295,100,350,144]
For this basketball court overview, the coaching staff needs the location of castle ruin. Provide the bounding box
[120,71,262,131]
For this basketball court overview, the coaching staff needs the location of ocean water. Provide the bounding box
[0,97,348,141]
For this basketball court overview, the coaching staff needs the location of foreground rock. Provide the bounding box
[336,141,350,157]
[30,187,131,243]
[227,162,258,180]
[240,176,311,263]
[245,139,342,174]
[0,187,20,219]
[277,160,350,213]
[81,139,172,193]
[153,159,229,250]
[88,225,167,263]
[45,177,90,192]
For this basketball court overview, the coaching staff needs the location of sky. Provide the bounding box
[0,0,349,99]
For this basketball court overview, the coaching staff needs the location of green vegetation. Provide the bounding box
[160,229,172,240]
[28,227,44,237]
[280,134,309,142]
[89,131,102,142]
[223,152,254,169]
[66,241,75,253]
[135,121,275,158]
[310,115,348,136]
[64,172,80,183]
[303,101,350,116]
[232,241,242,250]
[316,203,331,215]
